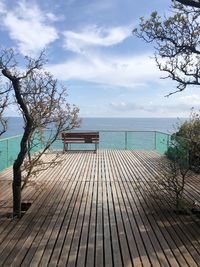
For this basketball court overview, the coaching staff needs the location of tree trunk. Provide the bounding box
[1,71,33,218]
[12,128,32,218]
[12,166,22,217]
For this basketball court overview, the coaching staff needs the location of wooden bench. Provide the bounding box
[62,132,99,153]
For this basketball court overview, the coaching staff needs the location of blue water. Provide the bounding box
[1,117,185,138]
[80,117,183,133]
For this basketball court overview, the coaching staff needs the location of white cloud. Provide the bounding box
[5,104,21,117]
[46,12,64,22]
[63,25,131,53]
[2,1,58,55]
[0,0,6,14]
[180,94,200,106]
[48,53,160,88]
[110,96,200,115]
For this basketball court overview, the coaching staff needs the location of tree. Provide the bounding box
[133,1,200,95]
[0,68,10,136]
[175,0,200,8]
[0,93,8,136]
[152,112,200,211]
[0,49,80,218]
[152,136,191,212]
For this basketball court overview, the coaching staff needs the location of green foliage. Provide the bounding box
[165,110,200,173]
[158,135,190,212]
[165,136,189,170]
[176,111,200,173]
[177,112,200,142]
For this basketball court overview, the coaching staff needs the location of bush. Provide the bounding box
[165,136,189,169]
[175,110,200,173]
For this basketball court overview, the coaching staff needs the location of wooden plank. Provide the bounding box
[95,151,104,267]
[0,150,200,267]
[122,151,190,266]
[108,152,134,267]
[76,153,96,267]
[103,151,123,267]
[85,153,98,266]
[19,153,83,267]
[108,150,150,267]
[3,154,78,267]
[67,182,90,267]
[133,152,200,254]
[57,153,92,266]
[66,153,94,267]
[46,153,91,267]
[124,150,198,267]
[1,153,74,266]
[117,150,177,267]
[101,151,113,267]
[109,150,161,267]
[0,162,62,266]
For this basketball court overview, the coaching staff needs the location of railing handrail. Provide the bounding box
[0,134,23,142]
[0,130,171,143]
[155,131,172,136]
[60,129,169,134]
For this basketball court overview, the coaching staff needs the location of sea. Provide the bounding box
[1,117,186,138]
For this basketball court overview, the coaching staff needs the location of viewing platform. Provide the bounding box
[0,149,200,267]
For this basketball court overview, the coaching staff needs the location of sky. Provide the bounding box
[0,0,200,118]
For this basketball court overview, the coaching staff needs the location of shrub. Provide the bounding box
[176,110,200,173]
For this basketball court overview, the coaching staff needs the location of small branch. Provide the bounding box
[175,0,200,8]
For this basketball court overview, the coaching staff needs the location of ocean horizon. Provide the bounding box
[0,116,187,139]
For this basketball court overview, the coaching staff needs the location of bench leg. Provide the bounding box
[94,143,97,153]
[63,142,68,153]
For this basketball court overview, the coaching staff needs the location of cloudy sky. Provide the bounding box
[1,0,200,117]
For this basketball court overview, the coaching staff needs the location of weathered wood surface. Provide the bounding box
[0,150,200,267]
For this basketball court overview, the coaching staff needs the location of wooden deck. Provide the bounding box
[0,150,200,267]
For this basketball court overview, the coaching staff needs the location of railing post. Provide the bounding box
[154,131,157,150]
[6,138,9,168]
[167,134,170,149]
[125,131,127,150]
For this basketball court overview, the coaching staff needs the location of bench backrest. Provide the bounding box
[62,132,99,143]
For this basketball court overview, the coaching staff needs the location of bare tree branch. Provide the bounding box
[0,49,80,218]
[176,0,200,8]
[133,3,200,95]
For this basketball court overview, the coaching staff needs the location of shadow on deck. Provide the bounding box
[0,150,200,267]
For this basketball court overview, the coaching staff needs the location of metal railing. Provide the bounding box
[0,130,171,171]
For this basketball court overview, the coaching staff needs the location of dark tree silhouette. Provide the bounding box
[176,0,200,8]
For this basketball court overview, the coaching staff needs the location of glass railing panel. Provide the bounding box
[7,135,21,167]
[127,131,155,150]
[0,130,172,172]
[155,132,170,154]
[99,131,126,149]
[50,139,63,151]
[0,139,8,171]
[0,135,22,171]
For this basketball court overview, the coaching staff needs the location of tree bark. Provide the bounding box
[12,124,33,217]
[2,70,33,218]
[12,167,22,217]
